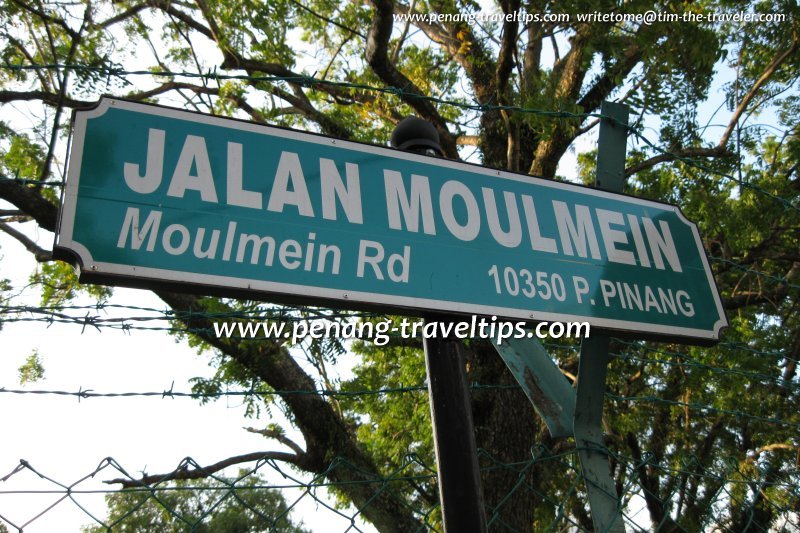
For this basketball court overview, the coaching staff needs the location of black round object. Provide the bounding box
[390,116,442,155]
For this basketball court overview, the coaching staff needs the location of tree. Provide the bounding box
[82,471,309,532]
[1,0,799,530]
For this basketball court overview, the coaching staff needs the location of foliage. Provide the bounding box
[17,349,44,384]
[82,472,309,533]
[31,261,112,307]
[0,273,10,332]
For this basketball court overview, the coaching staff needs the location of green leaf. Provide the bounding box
[18,349,45,385]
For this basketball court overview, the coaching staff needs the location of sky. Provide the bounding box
[0,228,375,530]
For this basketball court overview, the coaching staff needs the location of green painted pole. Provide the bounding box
[490,335,575,438]
[574,100,629,532]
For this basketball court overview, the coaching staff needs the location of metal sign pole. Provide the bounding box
[424,325,488,532]
[390,118,487,532]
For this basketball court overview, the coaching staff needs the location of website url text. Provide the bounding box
[213,316,591,346]
[394,10,787,26]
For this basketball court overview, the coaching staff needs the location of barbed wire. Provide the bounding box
[2,378,796,431]
[2,62,798,215]
[2,301,797,360]
[0,384,428,400]
[0,63,602,120]
[627,129,800,214]
[710,256,800,291]
[0,176,64,187]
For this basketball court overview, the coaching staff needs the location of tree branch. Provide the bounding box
[37,3,90,185]
[130,60,351,136]
[719,36,799,149]
[365,0,457,158]
[1,33,52,91]
[97,3,147,29]
[528,28,591,177]
[156,291,423,531]
[393,1,496,106]
[0,90,93,109]
[157,0,340,132]
[0,221,52,262]
[625,146,733,177]
[186,23,355,138]
[9,0,80,40]
[287,0,365,39]
[0,179,59,231]
[748,443,798,461]
[392,3,454,57]
[125,81,217,101]
[496,0,520,170]
[724,262,799,310]
[245,426,306,455]
[521,15,543,93]
[456,135,479,146]
[104,451,302,488]
[495,0,519,87]
[577,42,642,114]
[627,36,798,178]
[153,0,215,39]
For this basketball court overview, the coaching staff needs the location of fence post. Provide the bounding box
[573,100,629,532]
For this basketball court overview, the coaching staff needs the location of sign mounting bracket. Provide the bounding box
[493,101,629,531]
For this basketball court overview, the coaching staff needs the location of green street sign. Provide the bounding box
[56,98,727,341]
